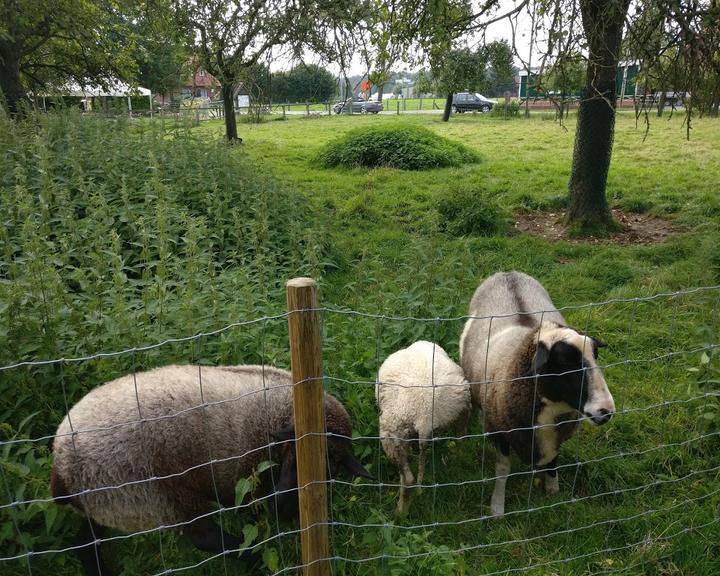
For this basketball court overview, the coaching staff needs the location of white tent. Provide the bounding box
[51,81,152,113]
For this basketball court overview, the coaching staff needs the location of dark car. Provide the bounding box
[333,99,384,114]
[452,92,494,113]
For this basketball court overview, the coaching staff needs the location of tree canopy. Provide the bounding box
[271,64,336,103]
[0,0,141,114]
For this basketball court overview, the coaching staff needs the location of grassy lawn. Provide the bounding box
[281,97,452,114]
[202,112,720,574]
[2,110,719,575]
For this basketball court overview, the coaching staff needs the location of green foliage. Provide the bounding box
[0,0,141,114]
[2,111,720,575]
[271,64,337,103]
[317,124,479,170]
[688,327,720,432]
[544,55,586,97]
[431,41,515,97]
[490,99,520,118]
[0,414,76,563]
[437,186,509,237]
[0,110,325,439]
[333,509,467,576]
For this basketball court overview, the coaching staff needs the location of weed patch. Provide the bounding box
[317,124,479,170]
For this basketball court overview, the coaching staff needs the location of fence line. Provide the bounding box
[3,283,718,372]
[1,282,718,575]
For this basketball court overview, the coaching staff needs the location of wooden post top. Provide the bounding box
[287,277,318,289]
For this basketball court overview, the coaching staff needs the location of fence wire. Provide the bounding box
[1,285,719,575]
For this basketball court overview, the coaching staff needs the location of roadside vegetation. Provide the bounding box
[1,110,719,575]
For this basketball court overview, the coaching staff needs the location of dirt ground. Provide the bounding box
[513,208,678,245]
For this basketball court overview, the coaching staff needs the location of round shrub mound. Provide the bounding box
[317,124,480,170]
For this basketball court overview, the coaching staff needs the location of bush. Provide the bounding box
[438,186,509,236]
[490,99,521,119]
[317,124,479,170]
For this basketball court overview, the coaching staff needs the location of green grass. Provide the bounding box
[2,110,720,575]
[280,97,452,114]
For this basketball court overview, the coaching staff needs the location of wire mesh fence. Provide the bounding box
[1,282,719,575]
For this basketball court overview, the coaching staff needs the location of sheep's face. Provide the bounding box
[270,418,373,518]
[533,329,615,425]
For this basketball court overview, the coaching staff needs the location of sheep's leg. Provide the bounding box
[185,516,242,555]
[73,517,109,576]
[416,439,429,496]
[383,437,414,514]
[542,456,560,495]
[490,441,511,517]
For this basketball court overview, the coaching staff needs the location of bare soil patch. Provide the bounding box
[513,208,678,245]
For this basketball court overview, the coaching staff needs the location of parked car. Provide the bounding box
[452,92,495,113]
[333,99,384,114]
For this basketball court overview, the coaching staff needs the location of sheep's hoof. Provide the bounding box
[544,476,560,495]
[396,500,410,515]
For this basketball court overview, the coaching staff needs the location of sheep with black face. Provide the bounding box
[51,364,371,575]
[459,272,615,517]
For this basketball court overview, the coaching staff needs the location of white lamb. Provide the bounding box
[376,341,471,513]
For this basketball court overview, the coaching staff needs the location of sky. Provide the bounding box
[270,0,539,77]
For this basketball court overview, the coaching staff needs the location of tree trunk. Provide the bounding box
[567,0,630,235]
[377,85,384,102]
[221,83,239,142]
[0,49,26,116]
[657,91,666,117]
[442,92,453,122]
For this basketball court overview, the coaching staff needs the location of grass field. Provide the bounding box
[1,110,719,575]
[281,97,453,114]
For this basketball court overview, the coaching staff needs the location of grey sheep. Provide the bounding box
[460,272,615,516]
[377,341,471,514]
[51,364,371,575]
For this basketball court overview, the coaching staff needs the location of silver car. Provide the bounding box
[333,99,384,114]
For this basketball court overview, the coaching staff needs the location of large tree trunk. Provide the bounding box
[221,83,239,142]
[0,49,26,116]
[566,0,630,234]
[442,92,453,122]
[377,85,384,102]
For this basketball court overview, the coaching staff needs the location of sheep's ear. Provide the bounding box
[271,426,295,443]
[341,452,374,480]
[532,341,550,374]
[276,451,297,493]
[594,338,608,348]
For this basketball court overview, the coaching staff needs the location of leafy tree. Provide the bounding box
[414,69,437,95]
[544,0,716,233]
[483,39,515,96]
[271,64,336,103]
[0,0,139,116]
[135,5,191,103]
[544,55,585,118]
[183,0,309,142]
[430,42,514,121]
[627,0,720,119]
[359,1,409,102]
[238,62,272,103]
[183,0,359,141]
[561,0,632,233]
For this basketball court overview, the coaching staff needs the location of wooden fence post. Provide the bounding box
[286,278,330,576]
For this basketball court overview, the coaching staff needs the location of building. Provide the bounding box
[180,66,220,101]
